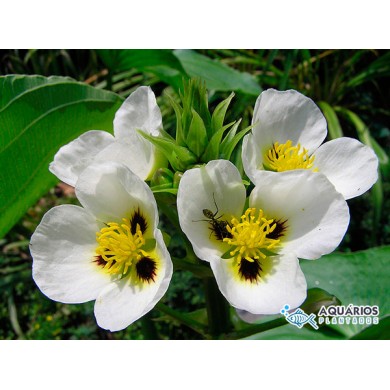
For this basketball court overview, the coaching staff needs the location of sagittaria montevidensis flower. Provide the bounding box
[49,86,167,187]
[177,160,350,315]
[242,89,378,200]
[30,161,172,331]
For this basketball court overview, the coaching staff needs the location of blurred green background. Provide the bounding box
[0,49,389,340]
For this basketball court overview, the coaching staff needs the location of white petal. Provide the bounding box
[314,137,379,199]
[30,205,110,304]
[177,160,246,262]
[242,133,263,184]
[75,161,158,233]
[49,130,115,187]
[249,170,350,260]
[250,89,327,165]
[94,134,162,181]
[114,86,162,138]
[94,229,172,331]
[210,253,307,315]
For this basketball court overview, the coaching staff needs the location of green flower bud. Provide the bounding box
[173,171,183,188]
[150,168,174,189]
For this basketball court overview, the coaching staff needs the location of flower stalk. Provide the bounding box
[203,276,232,337]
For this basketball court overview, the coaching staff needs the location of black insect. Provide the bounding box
[194,193,232,241]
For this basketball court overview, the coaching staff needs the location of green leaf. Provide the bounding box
[97,49,186,91]
[244,323,342,340]
[369,135,390,179]
[300,246,390,337]
[0,75,123,239]
[318,101,343,139]
[0,75,74,108]
[335,107,383,234]
[278,49,298,90]
[335,107,371,145]
[349,315,390,340]
[300,287,341,314]
[346,51,390,88]
[174,50,262,96]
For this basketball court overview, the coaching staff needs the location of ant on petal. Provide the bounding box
[193,193,232,241]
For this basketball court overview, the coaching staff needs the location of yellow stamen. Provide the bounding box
[264,140,318,172]
[95,218,149,277]
[223,208,280,264]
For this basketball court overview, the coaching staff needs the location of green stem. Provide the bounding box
[156,302,208,336]
[203,277,232,338]
[140,312,159,340]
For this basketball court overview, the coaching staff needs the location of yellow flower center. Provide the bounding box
[223,208,280,263]
[95,218,149,277]
[264,140,317,172]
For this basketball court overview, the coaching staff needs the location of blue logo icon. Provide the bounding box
[281,305,319,330]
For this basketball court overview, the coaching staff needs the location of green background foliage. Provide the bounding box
[0,49,389,339]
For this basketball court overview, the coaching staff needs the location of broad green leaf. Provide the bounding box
[174,50,262,96]
[244,324,342,340]
[0,75,123,239]
[0,75,73,108]
[300,246,390,337]
[350,315,390,340]
[300,287,341,314]
[97,49,186,91]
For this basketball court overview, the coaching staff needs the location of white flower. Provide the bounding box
[30,161,172,331]
[242,89,379,200]
[177,160,349,315]
[49,86,166,186]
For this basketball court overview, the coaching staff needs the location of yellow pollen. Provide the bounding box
[264,140,318,172]
[95,218,148,276]
[223,208,280,263]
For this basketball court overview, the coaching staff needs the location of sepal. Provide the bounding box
[186,109,208,157]
[138,130,197,171]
